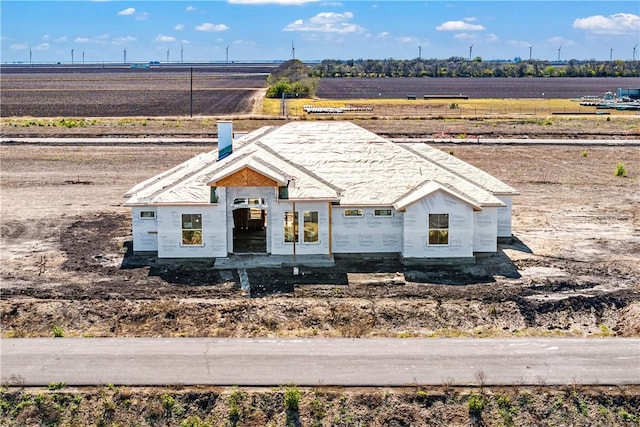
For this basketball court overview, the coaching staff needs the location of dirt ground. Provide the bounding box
[1,117,639,339]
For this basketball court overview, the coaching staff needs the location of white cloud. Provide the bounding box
[55,36,69,43]
[573,13,640,36]
[509,39,532,48]
[196,23,229,32]
[436,20,485,31]
[186,6,196,12]
[10,42,29,51]
[485,33,498,42]
[33,43,50,51]
[118,7,136,16]
[377,31,390,39]
[464,17,477,22]
[156,34,177,42]
[548,36,575,46]
[74,37,91,43]
[398,36,417,44]
[136,12,149,21]
[228,0,320,4]
[112,36,137,45]
[283,11,366,33]
[175,24,185,31]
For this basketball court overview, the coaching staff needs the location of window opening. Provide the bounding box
[284,211,298,243]
[374,209,392,217]
[182,213,203,245]
[140,211,155,219]
[428,213,449,245]
[344,209,363,217]
[303,211,319,243]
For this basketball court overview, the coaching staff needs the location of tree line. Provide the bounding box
[266,59,639,98]
[308,58,640,78]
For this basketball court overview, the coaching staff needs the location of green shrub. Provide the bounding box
[227,387,246,421]
[467,393,485,417]
[449,102,459,109]
[615,162,626,177]
[284,384,301,411]
[48,382,66,390]
[581,150,588,157]
[52,325,64,338]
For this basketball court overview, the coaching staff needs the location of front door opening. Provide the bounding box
[232,203,267,253]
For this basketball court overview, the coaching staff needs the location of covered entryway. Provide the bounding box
[232,198,267,254]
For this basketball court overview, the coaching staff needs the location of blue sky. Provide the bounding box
[1,1,639,63]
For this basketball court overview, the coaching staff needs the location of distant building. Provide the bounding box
[124,121,518,265]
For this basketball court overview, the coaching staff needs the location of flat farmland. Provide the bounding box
[316,77,639,99]
[0,67,268,117]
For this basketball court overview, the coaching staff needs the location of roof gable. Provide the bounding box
[393,181,483,212]
[211,165,281,187]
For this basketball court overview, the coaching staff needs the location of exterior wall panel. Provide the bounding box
[156,203,227,258]
[270,201,330,255]
[402,191,474,258]
[331,207,403,254]
[473,207,498,252]
[497,196,513,237]
[131,207,158,252]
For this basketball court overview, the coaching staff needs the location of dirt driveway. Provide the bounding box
[1,137,639,338]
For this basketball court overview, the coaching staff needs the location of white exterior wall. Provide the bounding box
[473,207,498,253]
[497,195,513,238]
[402,191,474,258]
[225,186,276,254]
[131,206,158,252]
[156,201,227,258]
[331,207,403,254]
[270,201,330,255]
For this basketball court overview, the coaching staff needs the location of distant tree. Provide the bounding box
[266,59,317,98]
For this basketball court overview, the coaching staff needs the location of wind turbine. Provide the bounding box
[291,41,295,60]
[469,44,473,60]
[529,45,534,61]
[610,48,613,61]
[181,44,184,63]
[71,49,74,64]
[226,45,229,63]
[123,48,127,64]
[633,43,638,61]
[418,45,422,60]
[557,45,562,61]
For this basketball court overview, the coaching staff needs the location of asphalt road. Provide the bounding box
[2,338,639,387]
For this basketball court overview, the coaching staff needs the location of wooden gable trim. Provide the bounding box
[213,167,279,187]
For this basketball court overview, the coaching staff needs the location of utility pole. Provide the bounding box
[469,44,473,60]
[529,45,533,60]
[29,48,32,66]
[167,48,170,63]
[181,44,184,63]
[610,48,613,61]
[82,51,85,64]
[123,48,127,64]
[418,45,422,60]
[226,45,229,63]
[71,49,74,64]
